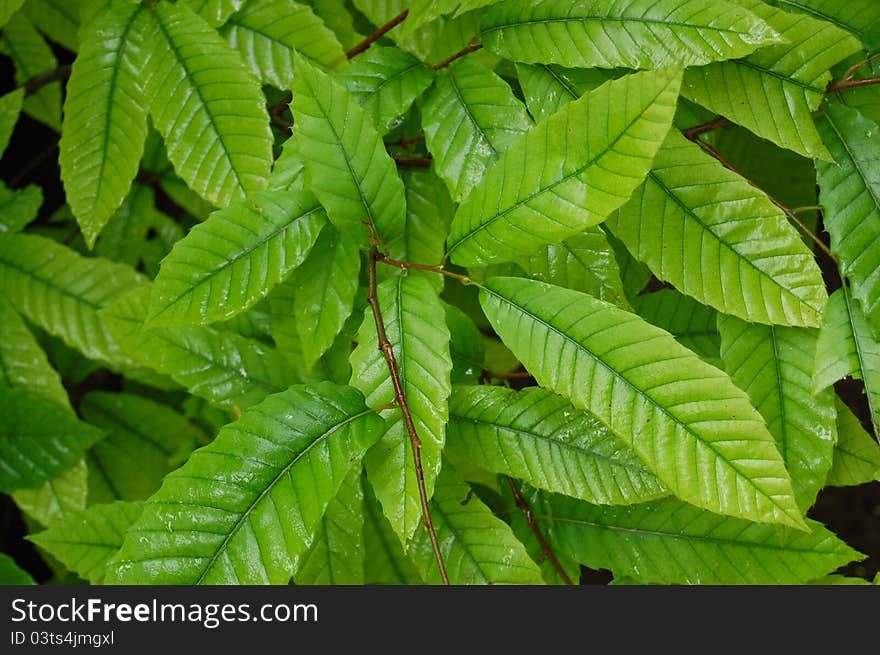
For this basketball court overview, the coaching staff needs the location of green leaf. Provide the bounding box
[24,0,81,52]
[447,385,667,505]
[816,103,880,331]
[383,168,453,292]
[100,285,298,411]
[814,287,880,437]
[479,0,780,69]
[421,57,531,202]
[81,392,204,502]
[0,296,70,410]
[362,476,422,584]
[718,316,836,511]
[446,69,681,266]
[0,183,43,234]
[632,289,720,365]
[0,233,144,366]
[222,0,346,90]
[13,459,87,527]
[28,501,144,584]
[108,383,384,584]
[0,1,25,28]
[58,2,149,248]
[292,55,405,244]
[1,12,60,130]
[517,228,628,308]
[827,397,880,487]
[515,63,614,124]
[532,490,862,585]
[141,1,273,207]
[606,130,827,327]
[183,0,246,27]
[350,273,453,543]
[288,224,361,370]
[295,468,365,584]
[0,87,23,157]
[682,0,861,160]
[339,46,435,135]
[0,389,104,494]
[148,189,326,326]
[306,0,362,51]
[0,553,35,585]
[765,0,880,47]
[480,276,806,529]
[408,464,543,584]
[446,304,484,383]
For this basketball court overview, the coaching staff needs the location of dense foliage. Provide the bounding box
[0,0,879,586]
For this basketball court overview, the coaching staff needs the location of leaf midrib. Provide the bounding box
[481,14,759,38]
[482,283,796,520]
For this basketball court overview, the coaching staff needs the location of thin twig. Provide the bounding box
[826,76,880,94]
[681,117,731,140]
[392,154,433,167]
[346,10,409,59]
[505,477,574,585]
[484,371,535,381]
[433,42,483,70]
[366,244,449,585]
[384,134,425,150]
[19,65,71,97]
[683,135,837,262]
[375,251,473,285]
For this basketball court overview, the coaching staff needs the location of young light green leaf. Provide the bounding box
[517,228,628,309]
[295,469,365,584]
[816,103,880,332]
[0,183,43,234]
[446,69,681,267]
[515,63,614,124]
[0,553,34,585]
[222,0,346,89]
[0,88,23,157]
[0,296,69,410]
[827,397,880,487]
[28,501,144,584]
[480,276,806,529]
[13,459,87,528]
[480,0,780,69]
[682,0,860,160]
[606,130,827,327]
[59,2,150,248]
[350,273,453,543]
[101,285,299,411]
[447,385,667,505]
[420,57,532,202]
[532,490,862,585]
[0,389,104,494]
[148,189,326,326]
[288,225,361,370]
[81,392,204,502]
[0,233,144,366]
[108,383,384,584]
[292,55,405,244]
[718,316,836,511]
[408,464,544,584]
[338,46,435,135]
[141,1,273,207]
[813,287,880,437]
[632,289,720,364]
[1,11,60,130]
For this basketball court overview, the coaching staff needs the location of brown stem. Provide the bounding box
[433,43,483,70]
[682,133,837,262]
[346,10,409,59]
[484,371,535,381]
[505,477,574,585]
[366,245,449,585]
[375,252,474,285]
[826,76,880,93]
[384,134,425,150]
[392,154,433,167]
[20,65,71,97]
[681,117,732,140]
